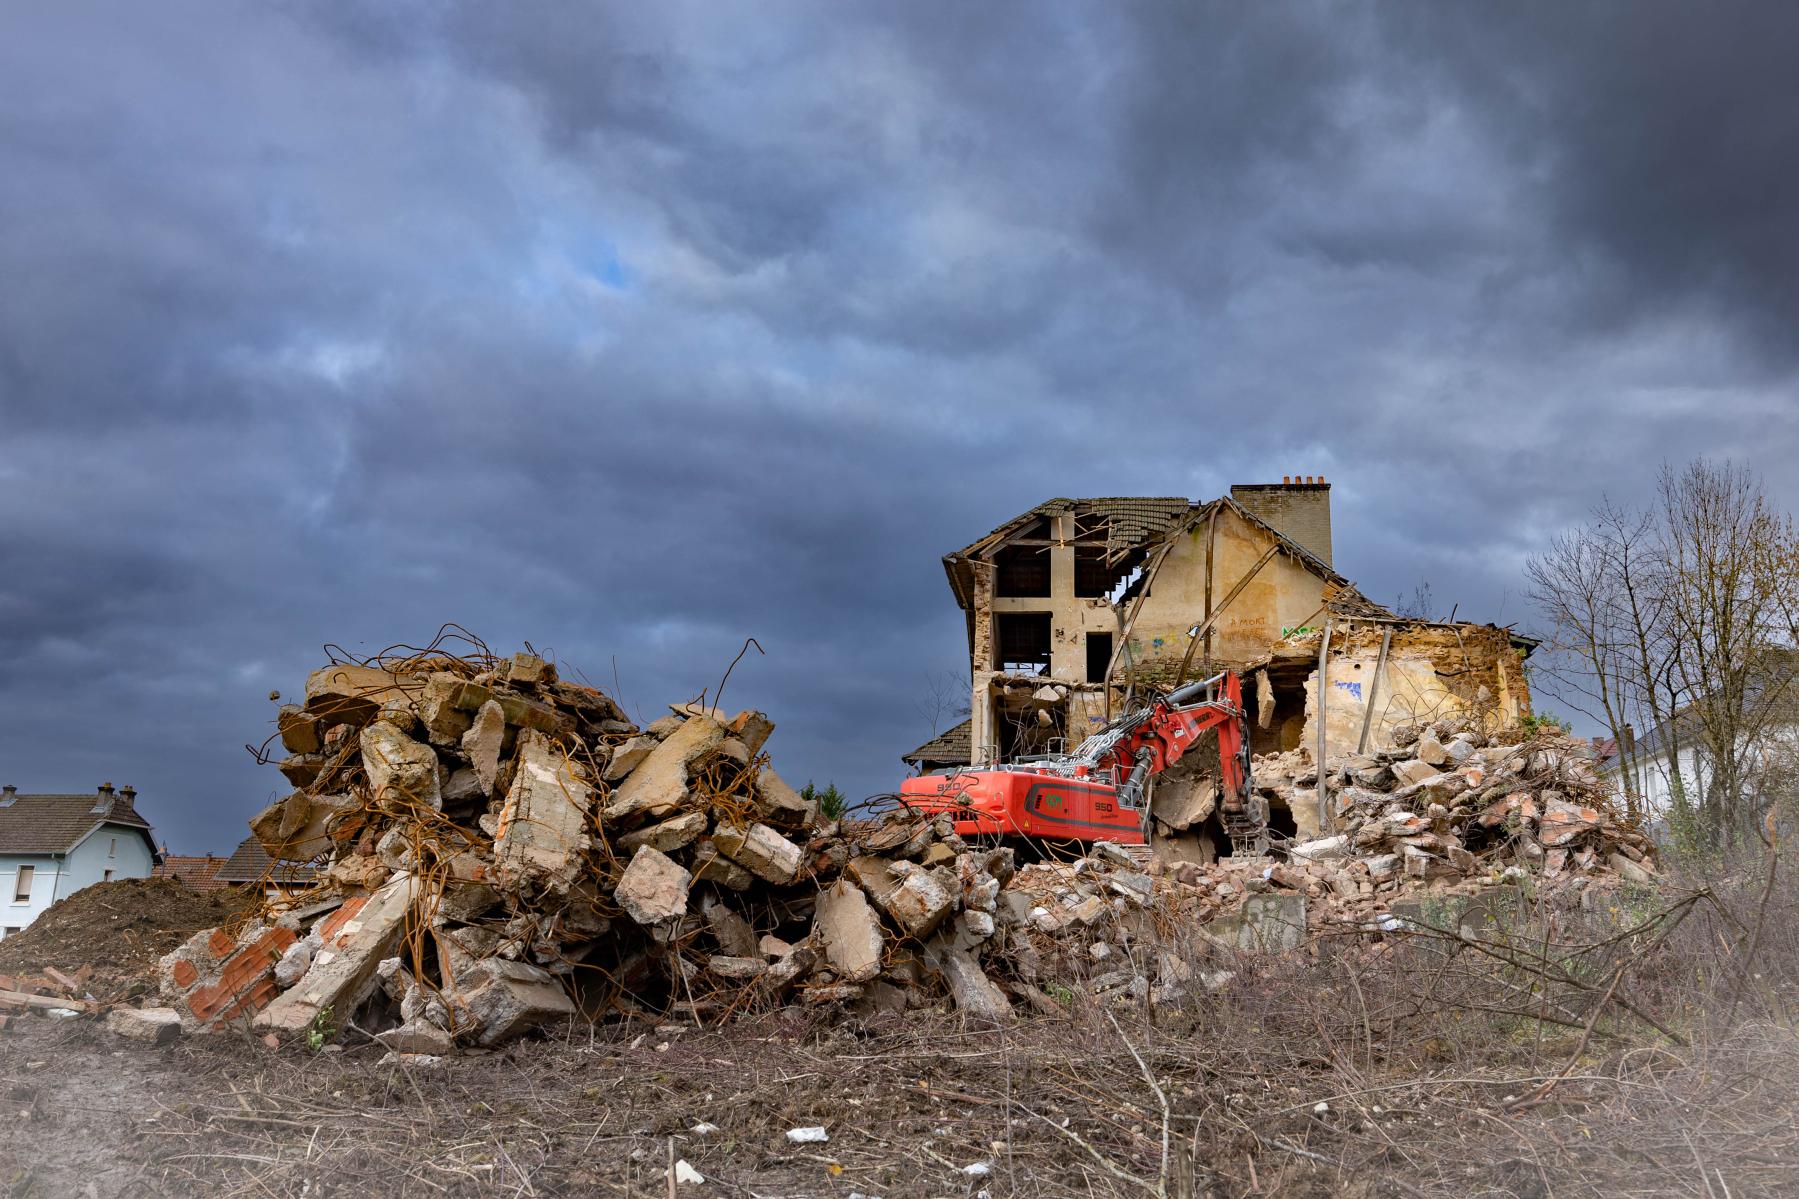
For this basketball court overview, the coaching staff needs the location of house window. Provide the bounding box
[996,613,1052,674]
[108,837,116,858]
[1,927,18,938]
[994,544,1052,597]
[13,865,33,903]
[103,869,114,882]
[1087,632,1114,684]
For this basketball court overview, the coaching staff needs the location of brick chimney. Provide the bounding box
[119,785,137,805]
[1,784,15,807]
[92,781,116,814]
[1230,476,1333,566]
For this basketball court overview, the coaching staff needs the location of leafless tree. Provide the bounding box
[1527,460,1799,846]
[915,669,971,740]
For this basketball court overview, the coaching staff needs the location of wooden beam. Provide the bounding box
[1356,626,1393,754]
[0,988,88,1012]
[1315,619,1334,832]
[1172,543,1281,689]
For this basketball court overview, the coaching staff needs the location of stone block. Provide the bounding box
[815,881,883,982]
[361,722,442,809]
[729,710,775,755]
[494,730,594,891]
[614,846,692,925]
[105,1006,182,1046]
[712,822,802,884]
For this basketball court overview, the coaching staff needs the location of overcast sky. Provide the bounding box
[4,3,1798,852]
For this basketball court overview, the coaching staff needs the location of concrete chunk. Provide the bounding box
[376,1020,455,1055]
[754,767,815,830]
[106,1006,182,1046]
[712,822,802,884]
[847,857,953,939]
[614,846,692,925]
[250,791,354,862]
[304,663,407,727]
[277,705,322,754]
[458,957,575,1047]
[689,839,754,890]
[815,881,883,983]
[417,673,475,746]
[617,810,708,855]
[935,944,1010,1020]
[361,722,442,809]
[703,897,759,958]
[604,735,657,782]
[461,700,505,796]
[494,729,594,891]
[603,715,727,823]
[254,874,417,1036]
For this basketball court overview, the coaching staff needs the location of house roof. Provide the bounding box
[213,835,319,886]
[152,853,230,892]
[902,718,973,768]
[0,788,159,860]
[940,494,1390,618]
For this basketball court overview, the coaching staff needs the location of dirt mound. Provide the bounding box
[0,877,254,995]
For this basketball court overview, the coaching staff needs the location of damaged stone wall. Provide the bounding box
[1297,622,1532,763]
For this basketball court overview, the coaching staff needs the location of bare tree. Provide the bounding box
[915,669,971,740]
[1527,460,1799,846]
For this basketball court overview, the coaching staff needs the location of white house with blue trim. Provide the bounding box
[0,783,160,938]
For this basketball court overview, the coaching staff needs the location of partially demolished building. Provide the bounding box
[905,479,1536,841]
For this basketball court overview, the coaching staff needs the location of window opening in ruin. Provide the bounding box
[1107,555,1149,604]
[996,696,1067,760]
[996,613,1052,674]
[1086,632,1113,684]
[995,543,1051,597]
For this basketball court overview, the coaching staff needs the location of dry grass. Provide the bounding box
[4,852,1798,1198]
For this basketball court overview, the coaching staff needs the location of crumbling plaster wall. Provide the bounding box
[1124,505,1326,681]
[1299,623,1532,761]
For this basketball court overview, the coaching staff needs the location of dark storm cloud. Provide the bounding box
[2,1,1796,849]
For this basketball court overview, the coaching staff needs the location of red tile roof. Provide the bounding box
[152,854,231,892]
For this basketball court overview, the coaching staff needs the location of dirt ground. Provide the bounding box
[0,879,254,998]
[4,969,1798,1198]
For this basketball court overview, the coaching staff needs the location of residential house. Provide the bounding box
[907,480,1535,837]
[0,783,161,938]
[213,835,317,898]
[152,850,230,893]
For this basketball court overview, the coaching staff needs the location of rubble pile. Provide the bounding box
[157,649,1035,1051]
[1253,719,1656,890]
[131,647,1657,1054]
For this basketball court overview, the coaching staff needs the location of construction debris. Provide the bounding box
[126,637,1654,1054]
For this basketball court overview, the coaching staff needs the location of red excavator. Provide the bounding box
[899,670,1264,854]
